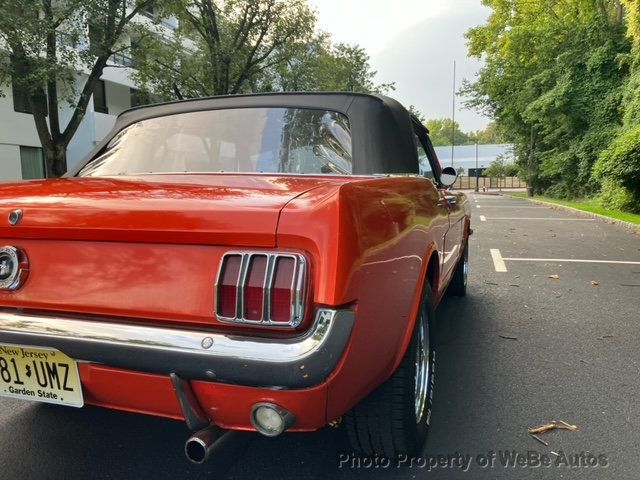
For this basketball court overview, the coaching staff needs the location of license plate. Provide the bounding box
[0,344,83,407]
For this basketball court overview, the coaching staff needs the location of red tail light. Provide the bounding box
[215,252,307,327]
[270,257,295,323]
[216,254,242,319]
[244,255,267,321]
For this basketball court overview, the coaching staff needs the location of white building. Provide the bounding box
[0,8,177,181]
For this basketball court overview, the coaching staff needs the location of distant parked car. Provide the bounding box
[0,92,470,462]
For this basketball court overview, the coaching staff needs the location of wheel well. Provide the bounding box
[426,252,439,293]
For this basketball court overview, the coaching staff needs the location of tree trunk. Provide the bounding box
[44,144,68,178]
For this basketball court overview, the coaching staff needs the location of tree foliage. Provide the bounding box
[425,118,471,146]
[464,0,637,207]
[484,155,519,178]
[134,0,393,99]
[468,121,507,145]
[594,125,640,211]
[423,118,504,146]
[134,0,315,98]
[0,0,155,176]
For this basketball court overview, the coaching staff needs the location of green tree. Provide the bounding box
[469,122,507,145]
[464,0,629,199]
[408,105,426,123]
[425,118,470,146]
[0,0,155,177]
[134,0,316,99]
[483,155,506,178]
[593,125,640,212]
[593,0,640,213]
[134,2,393,100]
[268,37,394,94]
[309,42,394,93]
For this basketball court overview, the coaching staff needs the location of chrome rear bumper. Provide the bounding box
[0,308,354,388]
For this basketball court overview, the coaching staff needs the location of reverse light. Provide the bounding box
[250,403,296,437]
[215,252,307,327]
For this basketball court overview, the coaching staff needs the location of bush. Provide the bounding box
[597,179,640,213]
[593,125,640,211]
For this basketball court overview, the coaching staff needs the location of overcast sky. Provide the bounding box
[308,0,491,131]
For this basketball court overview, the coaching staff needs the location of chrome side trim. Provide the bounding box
[0,308,354,388]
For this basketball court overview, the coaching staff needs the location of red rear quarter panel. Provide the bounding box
[278,176,448,418]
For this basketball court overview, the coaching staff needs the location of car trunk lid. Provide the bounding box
[0,174,329,246]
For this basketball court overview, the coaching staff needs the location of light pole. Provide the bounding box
[451,60,456,167]
[474,141,479,193]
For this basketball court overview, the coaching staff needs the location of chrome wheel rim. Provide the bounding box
[414,313,429,423]
[463,249,469,287]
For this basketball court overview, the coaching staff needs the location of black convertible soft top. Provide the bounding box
[69,92,420,176]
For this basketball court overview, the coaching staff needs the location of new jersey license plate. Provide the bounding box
[0,344,83,407]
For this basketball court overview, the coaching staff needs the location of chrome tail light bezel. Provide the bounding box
[215,252,307,328]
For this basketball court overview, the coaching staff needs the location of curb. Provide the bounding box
[501,194,640,236]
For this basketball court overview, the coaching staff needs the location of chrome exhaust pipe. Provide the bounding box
[185,426,234,464]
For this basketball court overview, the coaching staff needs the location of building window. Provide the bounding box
[20,146,46,179]
[142,5,156,18]
[93,80,109,114]
[12,82,48,116]
[13,84,33,114]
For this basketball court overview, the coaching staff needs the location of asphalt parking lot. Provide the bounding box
[1,192,639,479]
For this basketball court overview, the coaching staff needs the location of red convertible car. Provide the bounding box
[0,93,470,462]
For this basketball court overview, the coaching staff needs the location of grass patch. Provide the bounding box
[508,193,640,225]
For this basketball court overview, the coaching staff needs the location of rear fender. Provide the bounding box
[389,244,439,375]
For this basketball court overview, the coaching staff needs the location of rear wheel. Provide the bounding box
[345,285,435,458]
[446,240,468,297]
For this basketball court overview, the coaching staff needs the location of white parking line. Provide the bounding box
[490,249,508,272]
[480,215,486,222]
[483,217,594,221]
[503,257,640,265]
[476,205,481,209]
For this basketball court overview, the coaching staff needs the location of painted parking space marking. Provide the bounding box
[483,217,594,221]
[490,250,640,272]
[502,257,640,265]
[490,249,508,272]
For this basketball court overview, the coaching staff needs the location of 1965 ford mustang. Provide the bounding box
[0,92,470,462]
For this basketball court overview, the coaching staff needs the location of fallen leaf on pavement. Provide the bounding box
[591,280,599,286]
[548,274,560,280]
[528,420,578,435]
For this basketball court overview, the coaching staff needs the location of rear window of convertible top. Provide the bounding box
[79,108,353,176]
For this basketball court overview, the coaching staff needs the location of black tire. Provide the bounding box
[345,285,436,458]
[446,240,468,297]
